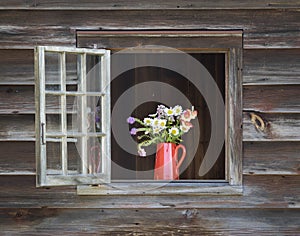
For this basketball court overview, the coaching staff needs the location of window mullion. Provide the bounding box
[60,52,68,176]
[80,53,88,175]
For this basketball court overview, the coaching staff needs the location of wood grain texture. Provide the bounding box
[244,141,300,175]
[0,175,299,208]
[0,208,299,235]
[1,0,300,9]
[243,112,300,141]
[243,85,300,113]
[243,49,300,85]
[0,49,34,85]
[0,85,75,114]
[0,10,299,49]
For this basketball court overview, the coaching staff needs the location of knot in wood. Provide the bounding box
[250,113,266,131]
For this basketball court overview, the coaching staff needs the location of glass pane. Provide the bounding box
[87,96,102,133]
[66,53,79,91]
[45,94,61,114]
[46,142,62,175]
[45,52,61,91]
[86,54,102,93]
[46,114,61,133]
[67,142,80,175]
[87,137,102,174]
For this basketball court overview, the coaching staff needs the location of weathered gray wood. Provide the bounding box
[0,49,34,85]
[0,175,299,208]
[77,30,243,49]
[244,141,300,175]
[1,0,300,9]
[243,49,300,85]
[0,142,81,175]
[0,10,299,48]
[0,85,75,114]
[243,112,300,141]
[243,85,300,113]
[0,208,299,235]
[77,182,242,196]
[227,47,243,186]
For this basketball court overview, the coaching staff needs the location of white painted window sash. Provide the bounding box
[35,46,111,186]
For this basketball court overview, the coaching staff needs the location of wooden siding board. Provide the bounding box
[1,0,300,10]
[243,49,300,85]
[0,175,299,208]
[0,85,76,114]
[243,112,300,141]
[0,10,299,49]
[243,141,300,175]
[243,85,300,113]
[0,208,299,235]
[0,49,34,85]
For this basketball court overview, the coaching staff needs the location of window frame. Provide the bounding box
[76,31,243,195]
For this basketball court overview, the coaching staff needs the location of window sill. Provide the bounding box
[77,181,243,196]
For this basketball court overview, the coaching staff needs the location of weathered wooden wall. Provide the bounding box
[0,1,299,234]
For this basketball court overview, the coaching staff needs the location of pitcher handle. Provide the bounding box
[175,144,186,169]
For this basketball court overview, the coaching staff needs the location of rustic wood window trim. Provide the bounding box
[35,46,111,187]
[75,31,243,196]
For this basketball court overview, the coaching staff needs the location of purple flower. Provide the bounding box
[95,115,100,123]
[130,128,137,135]
[127,117,135,124]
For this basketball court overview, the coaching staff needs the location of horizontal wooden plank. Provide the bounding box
[1,0,300,9]
[243,112,300,141]
[0,175,299,208]
[243,49,300,85]
[0,85,76,114]
[0,10,299,49]
[0,142,35,175]
[0,49,34,85]
[0,141,81,175]
[243,85,300,113]
[243,141,300,175]
[0,208,299,235]
[77,30,243,49]
[0,115,35,141]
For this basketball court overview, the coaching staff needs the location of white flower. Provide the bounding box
[143,118,153,126]
[153,127,161,134]
[152,118,160,127]
[164,107,174,117]
[158,119,167,129]
[169,127,179,136]
[173,105,183,116]
[138,148,146,157]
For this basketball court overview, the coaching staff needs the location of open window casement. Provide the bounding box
[35,46,111,186]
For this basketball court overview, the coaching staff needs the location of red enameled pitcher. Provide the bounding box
[154,143,186,180]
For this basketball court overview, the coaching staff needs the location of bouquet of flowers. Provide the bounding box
[127,104,197,156]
